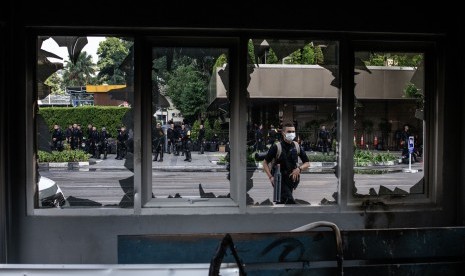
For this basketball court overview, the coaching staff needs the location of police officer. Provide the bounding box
[116,126,129,160]
[89,126,100,158]
[51,124,64,151]
[65,124,73,146]
[400,124,411,161]
[71,123,82,150]
[198,124,205,154]
[99,127,111,159]
[172,124,181,155]
[152,122,165,162]
[268,124,277,146]
[318,125,331,155]
[179,123,187,156]
[183,129,192,162]
[167,122,174,154]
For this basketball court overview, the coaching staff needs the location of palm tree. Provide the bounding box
[61,51,96,88]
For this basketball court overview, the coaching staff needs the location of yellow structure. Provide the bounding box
[86,84,126,93]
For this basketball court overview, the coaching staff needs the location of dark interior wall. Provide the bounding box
[1,2,464,264]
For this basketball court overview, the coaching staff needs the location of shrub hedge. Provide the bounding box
[38,150,90,162]
[38,106,130,137]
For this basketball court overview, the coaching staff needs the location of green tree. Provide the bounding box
[45,72,64,94]
[403,82,424,109]
[266,48,279,64]
[302,44,316,64]
[204,119,213,141]
[314,45,324,64]
[248,39,255,63]
[96,37,133,84]
[190,120,201,140]
[365,53,423,67]
[166,63,208,122]
[61,51,96,88]
[287,44,316,64]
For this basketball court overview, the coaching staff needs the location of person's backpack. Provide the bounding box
[268,141,300,173]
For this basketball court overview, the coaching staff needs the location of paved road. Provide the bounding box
[40,158,424,207]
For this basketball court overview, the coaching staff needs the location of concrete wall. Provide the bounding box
[213,65,417,100]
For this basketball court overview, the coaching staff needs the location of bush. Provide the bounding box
[38,106,131,137]
[354,150,398,166]
[38,150,90,162]
[306,153,337,162]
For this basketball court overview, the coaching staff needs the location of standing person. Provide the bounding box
[152,122,165,162]
[198,124,205,154]
[255,124,265,152]
[267,124,277,147]
[99,127,111,159]
[166,122,174,154]
[173,123,181,156]
[400,124,411,161]
[318,125,331,155]
[89,126,100,158]
[179,123,187,156]
[85,124,93,153]
[51,124,64,151]
[116,126,129,160]
[70,123,79,150]
[65,124,73,146]
[262,122,310,204]
[183,129,193,162]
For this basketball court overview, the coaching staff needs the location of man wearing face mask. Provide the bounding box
[263,122,310,204]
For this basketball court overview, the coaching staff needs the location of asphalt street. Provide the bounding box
[39,151,424,207]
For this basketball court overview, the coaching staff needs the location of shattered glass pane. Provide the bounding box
[150,47,231,201]
[353,52,425,197]
[35,36,134,208]
[246,39,340,206]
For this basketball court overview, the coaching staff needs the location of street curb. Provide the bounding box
[39,161,96,170]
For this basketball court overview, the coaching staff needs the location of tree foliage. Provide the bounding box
[61,51,96,88]
[45,72,64,94]
[165,62,208,122]
[364,53,423,67]
[96,37,133,84]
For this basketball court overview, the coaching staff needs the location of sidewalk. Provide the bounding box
[83,150,422,173]
[87,151,229,172]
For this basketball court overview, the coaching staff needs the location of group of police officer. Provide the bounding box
[152,122,207,163]
[50,123,129,160]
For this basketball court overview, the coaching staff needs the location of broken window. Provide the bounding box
[246,39,340,206]
[353,51,425,197]
[35,36,134,209]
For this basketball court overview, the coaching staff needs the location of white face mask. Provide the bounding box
[285,133,296,141]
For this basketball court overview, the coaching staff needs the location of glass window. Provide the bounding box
[148,46,232,205]
[246,39,340,206]
[35,36,134,208]
[353,52,425,197]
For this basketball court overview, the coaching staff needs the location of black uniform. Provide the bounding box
[198,128,205,154]
[71,128,82,150]
[89,129,100,158]
[318,128,331,154]
[173,126,181,155]
[116,129,129,160]
[167,127,174,154]
[183,130,192,162]
[99,130,111,159]
[264,141,309,204]
[51,128,64,151]
[152,126,165,162]
[179,127,187,156]
[268,128,277,146]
